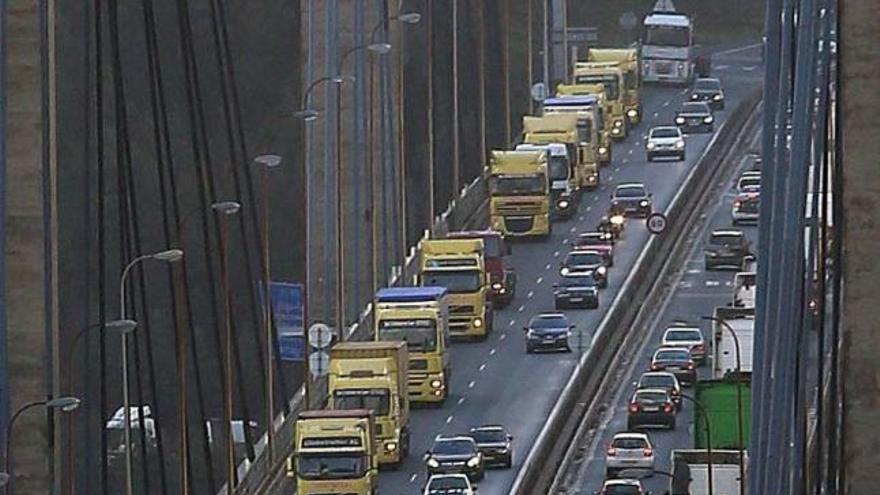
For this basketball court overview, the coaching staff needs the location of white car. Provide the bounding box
[645,126,686,162]
[736,174,761,192]
[597,478,649,495]
[661,325,707,364]
[605,432,655,477]
[423,473,476,495]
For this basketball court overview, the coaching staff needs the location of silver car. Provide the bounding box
[605,432,655,477]
[661,325,707,364]
[645,126,686,161]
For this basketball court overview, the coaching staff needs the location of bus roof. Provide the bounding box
[376,286,448,302]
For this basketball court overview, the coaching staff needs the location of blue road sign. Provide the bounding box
[263,281,305,361]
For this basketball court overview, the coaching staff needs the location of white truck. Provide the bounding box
[641,0,699,84]
[732,271,756,308]
[712,306,754,379]
[669,449,746,495]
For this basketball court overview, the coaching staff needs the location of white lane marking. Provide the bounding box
[706,280,721,287]
[569,226,577,233]
[545,263,552,270]
[536,277,543,285]
[500,333,507,340]
[725,281,733,287]
[490,348,497,355]
[586,206,592,212]
[680,88,688,95]
[627,149,634,155]
[517,305,525,312]
[686,269,701,274]
[715,64,730,70]
[457,397,466,405]
[621,158,628,164]
[614,167,620,172]
[652,111,660,118]
[743,66,757,72]
[608,175,614,180]
[714,42,762,56]
[410,473,418,483]
[479,363,487,371]
[508,319,516,327]
[446,415,454,424]
[527,290,535,299]
[593,196,599,202]
[562,238,569,244]
[553,250,560,257]
[579,215,585,221]
[468,381,476,389]
[662,100,670,107]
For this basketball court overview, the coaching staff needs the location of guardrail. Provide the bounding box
[509,86,763,494]
[229,168,490,495]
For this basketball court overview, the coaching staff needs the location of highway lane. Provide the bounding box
[379,44,763,495]
[566,129,762,494]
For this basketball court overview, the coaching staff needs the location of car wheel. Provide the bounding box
[647,154,654,162]
[669,417,677,430]
[606,467,617,478]
[680,153,686,161]
[525,344,533,354]
[564,344,572,353]
[505,454,513,469]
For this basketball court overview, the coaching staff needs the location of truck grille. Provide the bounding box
[410,359,428,370]
[495,202,541,215]
[450,305,474,314]
[504,216,535,233]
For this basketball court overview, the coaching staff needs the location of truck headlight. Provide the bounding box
[639,200,649,207]
[384,441,398,452]
[613,120,623,128]
[646,142,656,150]
[430,379,443,389]
[597,266,607,275]
[675,140,686,149]
[713,94,723,101]
[427,458,440,468]
[599,146,608,155]
[690,93,700,100]
[557,199,570,209]
[491,282,503,291]
[473,317,483,328]
[611,127,621,135]
[467,456,481,468]
[610,215,625,226]
[703,116,714,124]
[675,116,685,124]
[627,109,638,118]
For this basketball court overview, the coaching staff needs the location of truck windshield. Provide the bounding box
[332,389,391,416]
[645,25,691,47]
[378,319,438,352]
[490,175,547,196]
[549,157,569,181]
[296,453,367,479]
[573,75,619,100]
[422,270,482,293]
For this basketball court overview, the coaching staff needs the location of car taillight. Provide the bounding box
[663,403,674,413]
[651,363,661,370]
[686,362,695,370]
[693,344,705,352]
[629,403,640,413]
[643,447,653,457]
[734,199,742,208]
[671,389,680,396]
[606,446,617,456]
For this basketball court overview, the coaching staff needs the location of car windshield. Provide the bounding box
[695,79,721,91]
[561,275,597,288]
[566,252,603,266]
[611,437,648,449]
[428,477,470,489]
[710,234,743,246]
[434,439,475,456]
[549,156,570,181]
[651,128,680,139]
[656,349,690,361]
[636,391,669,403]
[605,485,641,495]
[574,74,620,100]
[490,175,547,196]
[645,25,691,47]
[666,329,702,342]
[577,233,611,245]
[615,186,646,198]
[529,316,568,329]
[422,270,482,293]
[469,429,507,443]
[297,453,367,479]
[681,102,709,114]
[739,177,761,188]
[377,319,437,352]
[640,374,675,389]
[332,389,391,416]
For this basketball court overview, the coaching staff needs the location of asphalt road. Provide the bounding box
[564,124,762,494]
[377,44,763,495]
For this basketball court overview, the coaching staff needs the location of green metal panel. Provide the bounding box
[694,379,752,450]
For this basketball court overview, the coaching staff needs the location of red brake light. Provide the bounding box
[686,362,695,370]
[693,344,705,351]
[664,403,674,413]
[643,447,653,457]
[606,446,617,456]
[651,363,661,370]
[734,199,742,208]
[629,403,640,413]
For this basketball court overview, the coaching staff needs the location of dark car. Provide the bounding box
[524,313,574,353]
[560,250,608,288]
[690,77,726,110]
[636,371,682,410]
[573,231,615,266]
[675,101,715,133]
[468,425,513,468]
[611,183,653,218]
[650,347,697,386]
[627,388,677,430]
[554,272,600,309]
[424,435,485,481]
[704,229,752,270]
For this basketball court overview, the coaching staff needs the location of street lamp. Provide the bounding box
[118,249,182,495]
[211,201,240,491]
[703,315,746,495]
[4,397,81,494]
[680,393,714,495]
[252,154,282,464]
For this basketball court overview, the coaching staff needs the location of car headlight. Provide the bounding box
[703,116,714,124]
[430,379,442,389]
[467,456,481,468]
[707,251,718,257]
[627,109,637,118]
[713,94,723,101]
[675,140,686,149]
[690,93,700,100]
[557,199,570,209]
[599,146,608,155]
[385,441,398,452]
[492,282,503,291]
[560,267,570,275]
[646,142,656,150]
[601,232,613,240]
[610,215,625,225]
[639,200,649,207]
[427,458,440,468]
[597,266,607,275]
[473,317,483,328]
[675,116,685,124]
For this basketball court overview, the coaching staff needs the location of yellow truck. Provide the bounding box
[374,287,451,404]
[573,62,629,140]
[554,83,613,167]
[587,48,642,126]
[291,409,379,495]
[418,239,493,340]
[488,150,552,237]
[328,342,410,467]
[522,114,600,194]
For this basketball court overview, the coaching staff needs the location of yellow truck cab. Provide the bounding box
[327,342,409,467]
[291,409,379,495]
[374,287,451,405]
[554,83,613,167]
[522,115,599,193]
[573,62,629,140]
[487,149,552,237]
[418,239,493,340]
[515,142,577,219]
[587,48,642,126]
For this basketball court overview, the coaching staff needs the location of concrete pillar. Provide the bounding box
[839,0,880,492]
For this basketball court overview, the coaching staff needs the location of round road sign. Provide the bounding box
[308,323,333,349]
[647,212,669,234]
[309,351,330,378]
[531,82,548,103]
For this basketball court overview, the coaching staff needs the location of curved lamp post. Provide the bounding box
[680,393,714,495]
